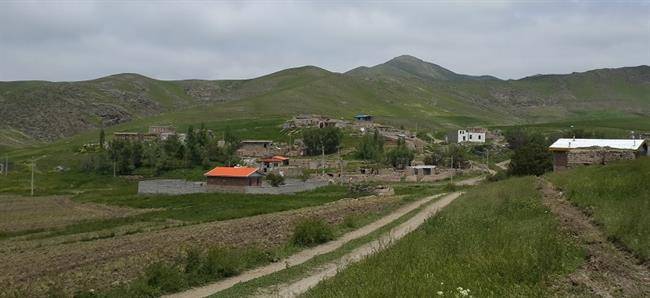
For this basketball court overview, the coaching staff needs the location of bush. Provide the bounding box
[292,218,334,247]
[488,170,509,182]
[200,247,241,278]
[144,262,187,293]
[348,182,374,198]
[265,172,285,187]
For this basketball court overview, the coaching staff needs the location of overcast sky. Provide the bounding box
[1,1,648,81]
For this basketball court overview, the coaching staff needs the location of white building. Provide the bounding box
[450,128,486,143]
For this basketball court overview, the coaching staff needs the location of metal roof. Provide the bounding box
[204,166,260,177]
[549,138,646,151]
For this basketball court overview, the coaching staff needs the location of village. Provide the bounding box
[100,114,650,197]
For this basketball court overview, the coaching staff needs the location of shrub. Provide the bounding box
[265,172,285,187]
[292,218,334,247]
[348,182,374,198]
[200,247,240,278]
[144,262,186,293]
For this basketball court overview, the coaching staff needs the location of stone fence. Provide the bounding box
[138,178,328,195]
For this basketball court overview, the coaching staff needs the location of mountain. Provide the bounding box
[1,56,649,148]
[347,55,500,81]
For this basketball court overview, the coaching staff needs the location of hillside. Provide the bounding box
[1,56,649,148]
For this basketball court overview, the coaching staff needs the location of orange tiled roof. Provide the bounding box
[204,167,259,177]
[261,156,289,162]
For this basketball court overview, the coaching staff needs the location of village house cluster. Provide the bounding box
[114,125,188,143]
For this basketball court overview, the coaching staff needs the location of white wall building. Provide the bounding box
[454,129,486,143]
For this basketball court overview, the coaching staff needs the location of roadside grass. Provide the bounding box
[548,157,650,261]
[304,177,585,297]
[214,189,447,298]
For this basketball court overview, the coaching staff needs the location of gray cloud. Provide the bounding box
[0,1,648,81]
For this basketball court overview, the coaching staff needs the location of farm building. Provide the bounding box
[549,138,648,171]
[354,114,373,121]
[204,166,264,187]
[148,125,176,134]
[409,165,436,176]
[113,132,159,142]
[447,128,487,144]
[237,140,274,157]
[260,156,290,173]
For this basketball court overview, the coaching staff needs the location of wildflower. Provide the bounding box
[437,291,443,296]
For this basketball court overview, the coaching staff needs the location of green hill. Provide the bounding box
[1,56,649,148]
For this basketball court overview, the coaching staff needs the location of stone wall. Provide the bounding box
[138,179,328,195]
[138,179,207,195]
[567,149,637,168]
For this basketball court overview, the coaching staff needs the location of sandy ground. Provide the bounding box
[539,179,650,297]
[0,194,400,296]
[165,192,453,298]
[257,192,462,298]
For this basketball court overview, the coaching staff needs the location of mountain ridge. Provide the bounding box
[1,55,649,147]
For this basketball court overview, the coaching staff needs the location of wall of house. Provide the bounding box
[138,179,207,195]
[207,176,261,187]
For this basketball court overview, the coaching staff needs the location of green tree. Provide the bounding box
[303,127,342,156]
[386,138,414,169]
[509,132,552,176]
[355,130,384,162]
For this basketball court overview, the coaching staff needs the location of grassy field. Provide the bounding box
[548,157,650,261]
[304,177,584,297]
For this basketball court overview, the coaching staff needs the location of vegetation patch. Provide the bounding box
[548,158,650,261]
[304,177,584,297]
[292,218,335,247]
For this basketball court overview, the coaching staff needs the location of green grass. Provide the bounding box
[548,157,650,261]
[304,177,584,297]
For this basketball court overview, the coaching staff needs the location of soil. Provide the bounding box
[538,178,650,297]
[0,194,400,296]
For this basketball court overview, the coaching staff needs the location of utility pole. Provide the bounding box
[450,155,454,184]
[113,160,117,177]
[321,144,325,177]
[4,155,7,176]
[30,160,35,196]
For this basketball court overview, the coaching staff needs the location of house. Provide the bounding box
[237,140,274,157]
[354,114,373,122]
[149,125,176,134]
[409,165,436,176]
[204,166,264,187]
[260,156,290,172]
[448,128,487,143]
[113,132,158,142]
[549,138,648,171]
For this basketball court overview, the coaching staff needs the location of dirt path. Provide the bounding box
[495,159,510,171]
[165,192,460,298]
[453,175,484,186]
[539,179,650,297]
[257,192,462,298]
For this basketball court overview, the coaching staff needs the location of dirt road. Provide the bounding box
[260,192,462,297]
[165,192,460,298]
[539,179,650,297]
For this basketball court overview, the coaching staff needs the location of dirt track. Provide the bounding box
[166,192,454,298]
[539,179,650,297]
[258,192,462,298]
[0,195,400,296]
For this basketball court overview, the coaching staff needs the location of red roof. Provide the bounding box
[261,155,289,162]
[204,167,259,177]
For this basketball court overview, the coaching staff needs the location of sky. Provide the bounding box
[0,1,648,81]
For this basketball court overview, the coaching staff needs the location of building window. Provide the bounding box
[469,135,473,140]
[478,135,481,140]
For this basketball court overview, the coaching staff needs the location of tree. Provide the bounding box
[509,132,552,176]
[355,129,384,161]
[423,146,445,165]
[303,127,342,156]
[386,138,414,169]
[265,172,285,187]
